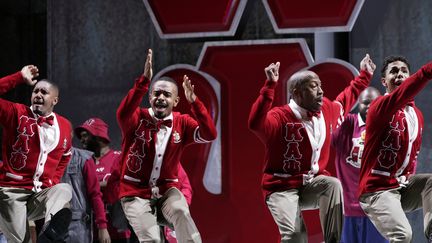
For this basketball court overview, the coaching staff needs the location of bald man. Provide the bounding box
[0,66,73,243]
[331,87,388,243]
[248,55,375,243]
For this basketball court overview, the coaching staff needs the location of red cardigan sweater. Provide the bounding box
[0,72,72,191]
[249,70,370,196]
[359,62,432,196]
[116,75,217,199]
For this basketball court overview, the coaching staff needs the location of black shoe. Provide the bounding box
[37,208,72,243]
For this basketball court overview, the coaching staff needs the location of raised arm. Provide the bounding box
[183,75,217,142]
[368,61,432,123]
[360,54,376,77]
[334,54,374,116]
[0,65,38,94]
[116,49,152,131]
[248,62,280,139]
[21,65,39,86]
[182,75,197,103]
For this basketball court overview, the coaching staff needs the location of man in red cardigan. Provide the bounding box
[248,55,375,243]
[359,56,432,243]
[0,66,73,242]
[116,49,217,243]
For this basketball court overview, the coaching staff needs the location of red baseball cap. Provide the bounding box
[75,117,111,143]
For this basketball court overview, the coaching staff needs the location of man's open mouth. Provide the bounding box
[154,102,168,111]
[33,100,44,105]
[393,79,403,86]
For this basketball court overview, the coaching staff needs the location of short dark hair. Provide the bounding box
[150,76,178,91]
[35,79,59,95]
[381,55,410,78]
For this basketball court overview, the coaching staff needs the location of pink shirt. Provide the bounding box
[332,113,365,216]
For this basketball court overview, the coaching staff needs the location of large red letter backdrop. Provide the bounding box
[146,1,364,242]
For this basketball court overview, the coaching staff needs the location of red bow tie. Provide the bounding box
[306,110,321,119]
[406,101,415,107]
[155,119,172,130]
[37,115,54,126]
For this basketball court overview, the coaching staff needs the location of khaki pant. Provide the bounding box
[0,183,72,243]
[266,175,343,243]
[360,174,432,243]
[121,188,201,243]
